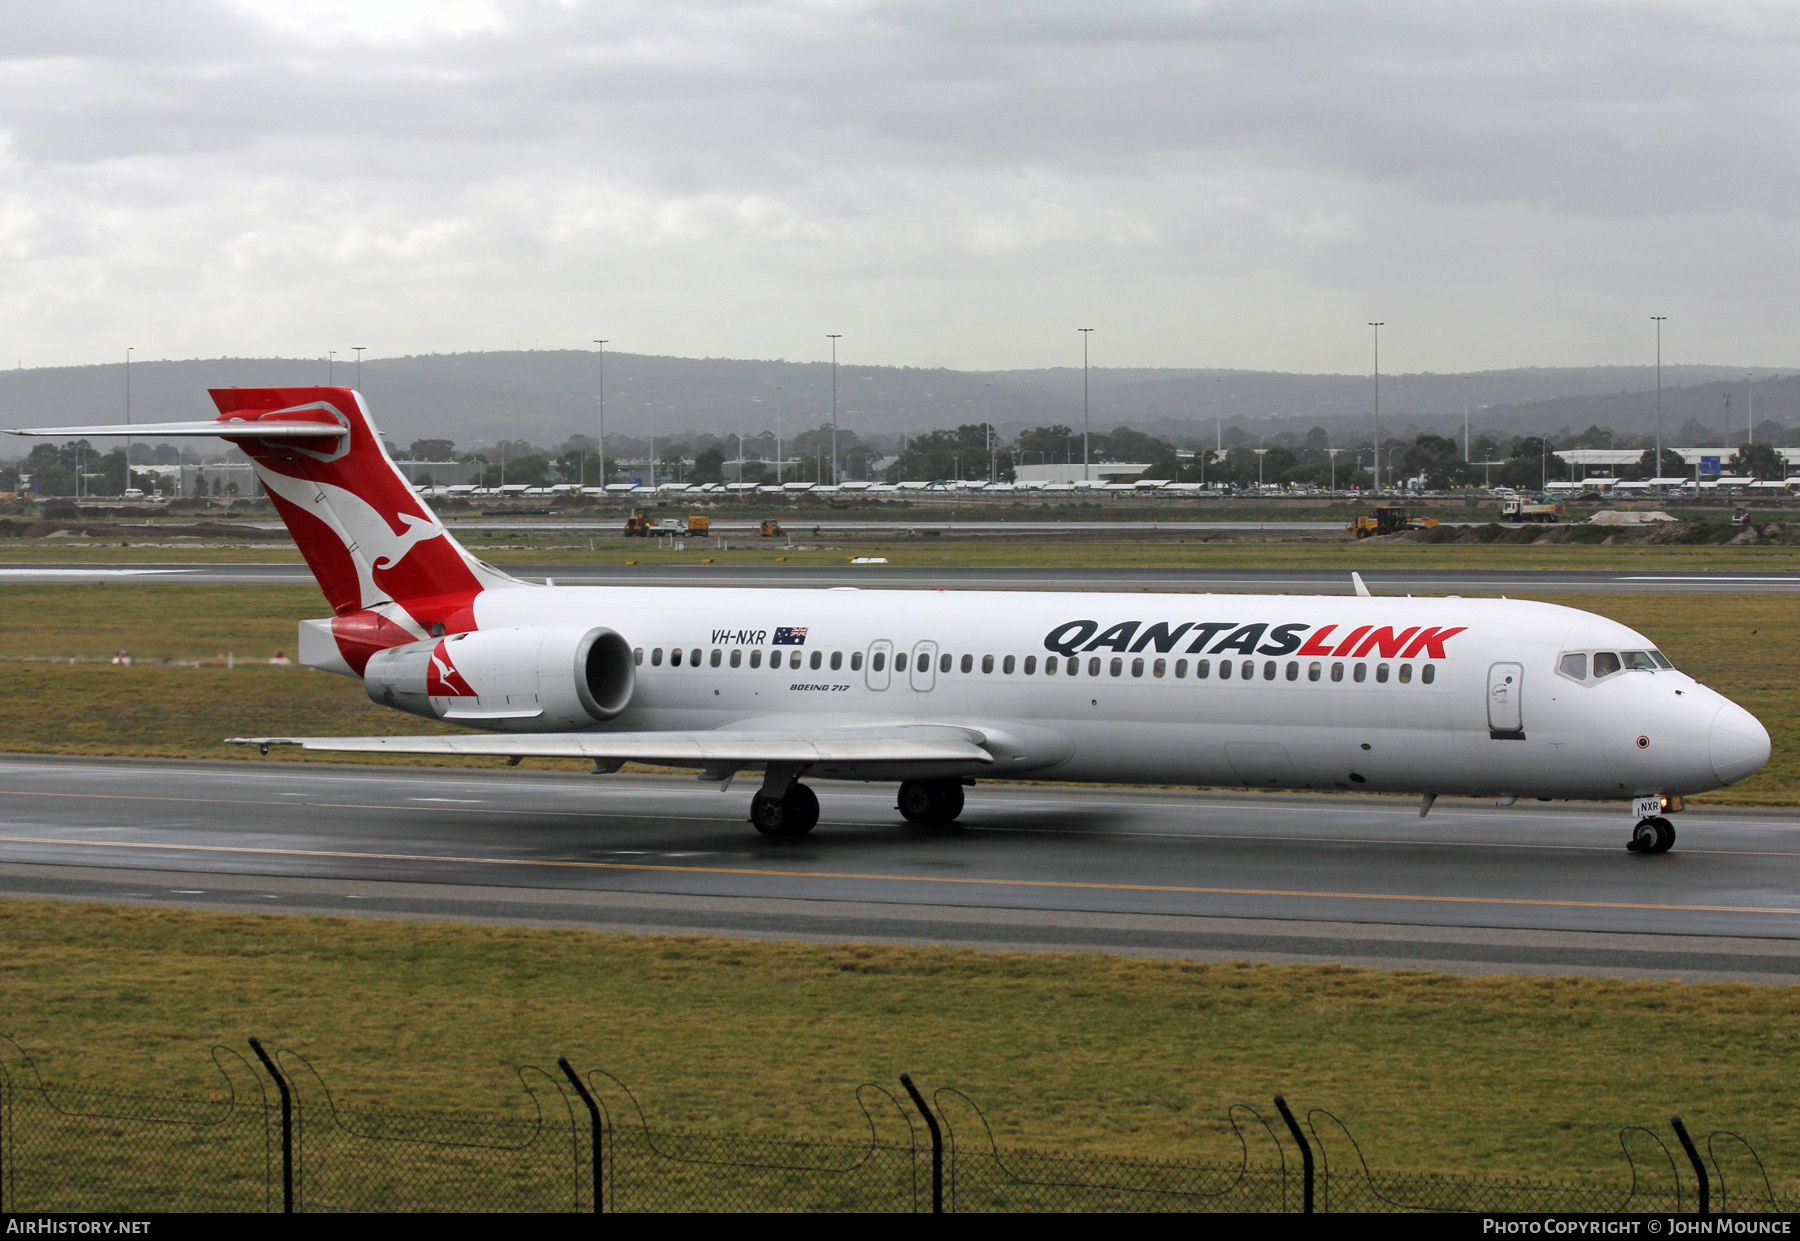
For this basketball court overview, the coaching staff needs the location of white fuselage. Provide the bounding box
[436,584,1766,801]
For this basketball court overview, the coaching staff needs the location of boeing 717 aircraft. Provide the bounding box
[12,387,1770,854]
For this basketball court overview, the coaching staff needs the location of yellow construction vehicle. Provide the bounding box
[622,511,651,537]
[1347,504,1440,538]
[1501,496,1563,523]
[687,514,710,534]
[759,519,783,537]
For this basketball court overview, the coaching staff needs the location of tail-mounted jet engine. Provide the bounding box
[363,625,634,731]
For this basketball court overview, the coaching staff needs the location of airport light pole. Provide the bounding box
[1079,328,1094,482]
[1652,316,1667,487]
[1368,322,1384,492]
[1746,372,1755,447]
[1327,446,1341,491]
[124,346,132,496]
[1462,374,1470,463]
[1254,447,1269,490]
[353,346,365,391]
[827,334,841,485]
[328,350,335,385]
[592,340,608,487]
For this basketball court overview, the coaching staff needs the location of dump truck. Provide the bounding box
[1346,505,1440,538]
[759,519,783,537]
[1501,497,1563,523]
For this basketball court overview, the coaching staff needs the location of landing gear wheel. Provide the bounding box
[1628,816,1675,854]
[750,783,820,838]
[897,779,965,827]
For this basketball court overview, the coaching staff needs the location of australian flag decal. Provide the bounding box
[773,627,809,645]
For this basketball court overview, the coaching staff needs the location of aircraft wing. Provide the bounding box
[227,723,995,766]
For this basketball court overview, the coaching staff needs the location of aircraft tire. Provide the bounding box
[1651,816,1676,853]
[1628,818,1661,854]
[751,784,819,837]
[897,779,964,827]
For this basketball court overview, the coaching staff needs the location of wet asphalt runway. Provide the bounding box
[2,756,1797,982]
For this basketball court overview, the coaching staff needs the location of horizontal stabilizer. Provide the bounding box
[6,420,348,439]
[227,725,995,767]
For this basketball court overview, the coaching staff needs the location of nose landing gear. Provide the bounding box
[1628,816,1675,854]
[897,779,965,828]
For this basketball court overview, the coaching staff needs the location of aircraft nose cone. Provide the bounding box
[1711,701,1771,786]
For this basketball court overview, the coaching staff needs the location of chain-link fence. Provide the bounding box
[3,1034,1796,1213]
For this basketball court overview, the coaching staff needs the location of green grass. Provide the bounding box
[2,898,1798,1183]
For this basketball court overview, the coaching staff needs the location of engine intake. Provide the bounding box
[364,625,634,731]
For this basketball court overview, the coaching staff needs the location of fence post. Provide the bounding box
[1671,1116,1708,1215]
[248,1037,293,1214]
[899,1073,942,1214]
[1274,1095,1314,1214]
[558,1058,603,1214]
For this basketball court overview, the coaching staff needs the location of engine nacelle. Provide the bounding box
[364,625,634,731]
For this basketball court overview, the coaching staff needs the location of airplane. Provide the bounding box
[10,386,1771,854]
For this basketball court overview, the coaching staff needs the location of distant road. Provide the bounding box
[1,757,1797,981]
[3,563,1800,594]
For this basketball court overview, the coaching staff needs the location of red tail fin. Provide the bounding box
[212,387,513,619]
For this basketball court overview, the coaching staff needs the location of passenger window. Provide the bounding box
[1422,664,1436,684]
[1398,663,1412,684]
[1219,660,1232,680]
[1067,656,1079,675]
[1023,655,1036,674]
[1002,655,1014,674]
[729,649,742,668]
[1353,662,1367,682]
[671,648,684,667]
[1131,657,1144,677]
[1088,657,1101,676]
[1044,656,1056,676]
[1308,661,1321,682]
[690,648,700,666]
[1331,662,1344,682]
[1175,659,1188,678]
[1286,661,1298,681]
[710,649,722,668]
[1559,652,1588,680]
[1593,651,1621,677]
[1111,658,1124,677]
[1153,658,1165,678]
[634,648,644,666]
[982,654,995,674]
[1263,661,1276,681]
[750,649,763,668]
[896,652,909,673]
[831,651,843,671]
[1243,660,1256,680]
[767,650,781,669]
[851,651,863,671]
[810,650,822,670]
[1196,659,1209,679]
[870,651,883,672]
[651,647,663,666]
[940,653,952,674]
[1376,663,1390,683]
[961,653,973,673]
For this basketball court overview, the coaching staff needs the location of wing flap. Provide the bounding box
[227,725,994,766]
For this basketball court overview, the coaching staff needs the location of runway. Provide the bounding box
[2,755,1797,982]
[4,563,1800,593]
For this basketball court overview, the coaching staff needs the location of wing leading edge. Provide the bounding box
[226,724,996,766]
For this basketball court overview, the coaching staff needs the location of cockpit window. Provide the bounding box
[1558,652,1588,680]
[1650,651,1675,669]
[1591,651,1622,678]
[1621,651,1658,671]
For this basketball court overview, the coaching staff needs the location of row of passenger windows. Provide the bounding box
[633,645,1437,685]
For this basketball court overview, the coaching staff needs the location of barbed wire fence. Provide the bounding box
[1,1033,1796,1213]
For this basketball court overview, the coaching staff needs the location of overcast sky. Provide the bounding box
[1,0,1795,374]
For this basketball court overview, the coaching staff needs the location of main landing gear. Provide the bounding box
[897,779,965,829]
[750,783,820,838]
[1628,816,1676,855]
